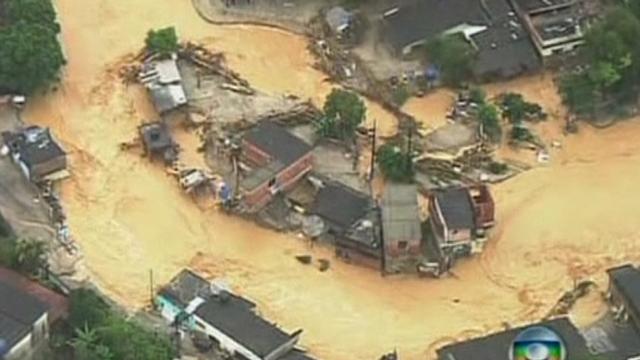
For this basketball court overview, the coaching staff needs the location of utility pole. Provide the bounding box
[369,118,377,184]
[149,269,154,308]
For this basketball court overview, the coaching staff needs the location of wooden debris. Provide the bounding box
[296,255,312,264]
[318,259,330,272]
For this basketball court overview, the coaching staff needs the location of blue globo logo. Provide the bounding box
[510,326,566,360]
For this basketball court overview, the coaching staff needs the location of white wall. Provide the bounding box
[5,332,33,360]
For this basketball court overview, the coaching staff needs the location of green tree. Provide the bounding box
[376,143,414,182]
[560,72,597,115]
[71,325,113,360]
[469,87,486,105]
[11,238,47,275]
[68,288,111,330]
[478,104,501,143]
[6,0,59,32]
[145,27,179,57]
[425,34,475,86]
[0,22,65,93]
[319,88,366,140]
[98,316,174,360]
[501,93,527,123]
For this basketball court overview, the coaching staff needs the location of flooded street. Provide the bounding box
[20,0,640,359]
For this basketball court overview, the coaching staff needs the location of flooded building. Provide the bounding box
[436,317,590,359]
[139,56,187,114]
[240,121,313,212]
[1,126,68,183]
[0,267,68,360]
[139,121,178,165]
[312,180,381,268]
[607,264,640,329]
[381,184,422,273]
[428,185,495,256]
[380,0,541,79]
[156,269,311,360]
[510,0,590,57]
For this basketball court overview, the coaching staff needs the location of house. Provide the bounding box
[139,56,187,114]
[380,0,541,80]
[157,269,311,360]
[1,126,68,183]
[312,180,382,267]
[155,269,212,327]
[436,317,591,360]
[428,186,495,256]
[510,0,589,57]
[0,267,68,360]
[240,121,313,212]
[381,184,422,273]
[139,121,178,165]
[607,264,640,329]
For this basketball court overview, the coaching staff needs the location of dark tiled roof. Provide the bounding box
[312,182,371,232]
[0,280,48,353]
[381,184,421,242]
[434,187,475,230]
[280,349,316,360]
[195,292,296,357]
[0,267,67,323]
[9,127,65,168]
[436,318,591,360]
[158,269,211,308]
[608,264,640,318]
[244,121,312,166]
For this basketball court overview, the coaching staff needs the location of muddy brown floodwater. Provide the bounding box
[20,0,640,359]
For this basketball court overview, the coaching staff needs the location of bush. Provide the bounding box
[145,27,179,57]
[478,104,502,143]
[488,161,508,175]
[425,34,475,86]
[317,88,366,140]
[392,85,411,106]
[68,289,111,330]
[469,87,486,105]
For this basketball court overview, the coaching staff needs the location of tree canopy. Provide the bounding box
[317,88,366,140]
[145,27,179,57]
[6,0,60,32]
[478,103,502,143]
[425,34,475,86]
[376,143,414,182]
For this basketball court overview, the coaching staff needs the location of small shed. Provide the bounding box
[139,121,177,164]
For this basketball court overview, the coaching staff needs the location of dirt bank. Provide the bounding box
[22,1,640,359]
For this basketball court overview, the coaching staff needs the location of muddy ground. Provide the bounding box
[18,0,640,359]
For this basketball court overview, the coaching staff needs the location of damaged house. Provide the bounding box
[138,121,178,165]
[381,184,422,273]
[311,180,382,268]
[239,121,313,212]
[381,0,542,80]
[428,185,495,257]
[1,126,68,183]
[155,269,314,360]
[139,55,187,114]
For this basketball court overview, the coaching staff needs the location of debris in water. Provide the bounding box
[296,255,312,265]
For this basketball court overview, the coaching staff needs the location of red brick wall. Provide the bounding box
[242,152,313,210]
[242,140,271,167]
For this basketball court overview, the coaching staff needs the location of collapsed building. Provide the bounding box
[139,55,187,114]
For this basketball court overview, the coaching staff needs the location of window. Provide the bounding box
[398,241,408,250]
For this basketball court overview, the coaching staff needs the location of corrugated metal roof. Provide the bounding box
[381,184,421,242]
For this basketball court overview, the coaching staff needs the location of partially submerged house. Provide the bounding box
[607,264,640,329]
[381,0,541,79]
[0,267,68,360]
[381,184,422,273]
[510,0,589,57]
[139,56,187,114]
[156,269,312,360]
[139,121,178,165]
[436,317,591,359]
[428,185,495,256]
[312,180,381,267]
[239,121,313,212]
[1,126,68,183]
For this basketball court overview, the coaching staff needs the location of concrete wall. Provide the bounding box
[5,313,48,360]
[193,314,263,360]
[30,155,67,181]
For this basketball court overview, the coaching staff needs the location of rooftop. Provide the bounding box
[241,160,285,191]
[434,187,475,230]
[608,264,640,317]
[3,127,66,168]
[244,121,312,166]
[139,121,174,152]
[0,276,48,354]
[514,0,576,13]
[158,269,211,308]
[194,291,298,357]
[312,181,371,232]
[149,84,187,114]
[436,317,591,360]
[381,184,422,242]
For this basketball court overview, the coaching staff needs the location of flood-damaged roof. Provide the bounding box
[312,181,371,232]
[433,187,475,230]
[381,184,421,242]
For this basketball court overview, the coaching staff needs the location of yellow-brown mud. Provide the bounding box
[402,89,455,133]
[21,1,640,359]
